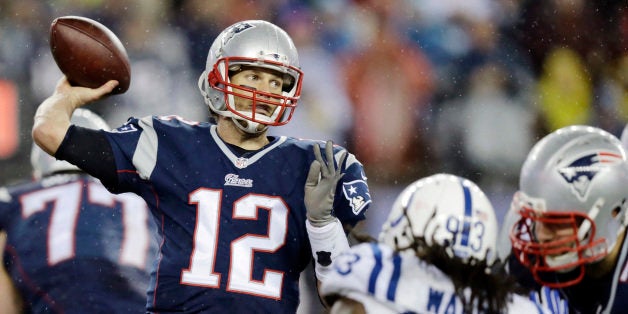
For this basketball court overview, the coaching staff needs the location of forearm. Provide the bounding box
[31,77,118,156]
[32,93,77,155]
[307,218,350,282]
[305,141,351,282]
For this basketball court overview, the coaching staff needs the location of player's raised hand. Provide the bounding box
[32,77,118,156]
[305,140,347,227]
[53,76,119,109]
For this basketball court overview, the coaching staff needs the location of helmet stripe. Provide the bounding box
[460,181,473,247]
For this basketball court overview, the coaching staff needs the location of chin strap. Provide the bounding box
[306,218,350,281]
[231,116,267,134]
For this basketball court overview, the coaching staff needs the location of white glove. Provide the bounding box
[304,140,347,227]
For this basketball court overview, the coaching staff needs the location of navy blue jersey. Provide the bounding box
[0,173,157,313]
[555,230,628,314]
[102,115,371,313]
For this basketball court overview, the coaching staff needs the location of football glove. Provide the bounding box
[304,140,347,227]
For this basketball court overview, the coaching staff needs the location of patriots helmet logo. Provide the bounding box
[557,151,623,200]
[222,22,254,46]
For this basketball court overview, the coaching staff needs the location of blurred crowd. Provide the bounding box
[0,0,626,232]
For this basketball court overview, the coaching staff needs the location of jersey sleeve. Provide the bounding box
[103,115,205,195]
[101,117,148,194]
[320,242,411,313]
[333,149,371,227]
[320,243,377,300]
[321,243,400,302]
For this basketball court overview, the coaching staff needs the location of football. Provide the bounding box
[50,16,131,94]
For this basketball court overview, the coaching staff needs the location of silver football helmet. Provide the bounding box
[198,20,303,134]
[379,173,498,264]
[510,125,628,288]
[31,109,111,179]
[621,123,628,151]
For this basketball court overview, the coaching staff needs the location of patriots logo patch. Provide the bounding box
[557,151,622,201]
[342,180,371,215]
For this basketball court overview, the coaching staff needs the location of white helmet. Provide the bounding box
[510,125,628,288]
[379,173,498,264]
[31,109,110,179]
[198,20,303,134]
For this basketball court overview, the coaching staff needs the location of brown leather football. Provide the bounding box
[50,16,131,94]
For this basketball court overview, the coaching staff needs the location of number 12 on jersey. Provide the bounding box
[181,188,289,299]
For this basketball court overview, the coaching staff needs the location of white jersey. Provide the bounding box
[320,242,549,314]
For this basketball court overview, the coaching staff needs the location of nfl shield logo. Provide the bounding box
[235,157,248,169]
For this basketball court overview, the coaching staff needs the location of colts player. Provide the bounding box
[321,174,564,313]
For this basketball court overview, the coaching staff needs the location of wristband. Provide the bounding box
[306,218,350,281]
